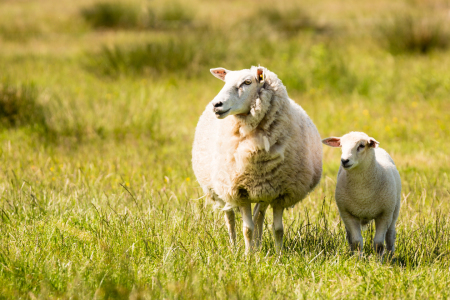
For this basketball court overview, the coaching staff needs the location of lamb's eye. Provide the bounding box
[244,80,252,85]
[357,144,365,151]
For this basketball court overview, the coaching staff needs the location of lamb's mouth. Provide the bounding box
[343,164,353,169]
[215,108,231,118]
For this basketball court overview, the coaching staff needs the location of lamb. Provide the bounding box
[192,66,322,254]
[322,132,401,257]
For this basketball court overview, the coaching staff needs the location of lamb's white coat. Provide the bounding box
[192,66,322,253]
[322,132,401,256]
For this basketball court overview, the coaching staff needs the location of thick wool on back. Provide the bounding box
[192,67,322,209]
[335,134,401,222]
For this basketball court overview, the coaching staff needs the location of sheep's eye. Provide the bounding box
[357,144,365,151]
[244,80,252,85]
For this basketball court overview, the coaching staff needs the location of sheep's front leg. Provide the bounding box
[224,209,236,246]
[341,212,363,255]
[253,202,269,249]
[273,206,284,254]
[240,203,254,254]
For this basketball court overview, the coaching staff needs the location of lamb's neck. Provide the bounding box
[346,157,381,196]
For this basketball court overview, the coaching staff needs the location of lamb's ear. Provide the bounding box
[322,137,341,147]
[256,67,265,83]
[368,137,379,148]
[210,68,229,81]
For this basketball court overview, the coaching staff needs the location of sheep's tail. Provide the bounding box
[361,220,372,231]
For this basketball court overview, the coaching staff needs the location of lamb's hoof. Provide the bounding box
[374,243,385,257]
[383,251,395,263]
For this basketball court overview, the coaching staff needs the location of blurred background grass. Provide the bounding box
[0,0,449,299]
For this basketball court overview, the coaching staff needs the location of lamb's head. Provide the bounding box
[209,66,266,119]
[322,131,379,170]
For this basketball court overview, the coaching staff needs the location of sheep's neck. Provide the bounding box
[236,91,288,139]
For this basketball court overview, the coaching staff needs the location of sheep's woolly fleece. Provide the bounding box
[192,66,322,210]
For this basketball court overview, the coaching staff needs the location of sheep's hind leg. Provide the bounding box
[374,214,392,260]
[240,203,254,254]
[224,210,236,246]
[385,224,396,260]
[386,203,400,257]
[252,202,269,249]
[273,206,284,254]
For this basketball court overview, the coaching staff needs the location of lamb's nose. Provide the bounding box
[341,159,350,166]
[213,101,223,108]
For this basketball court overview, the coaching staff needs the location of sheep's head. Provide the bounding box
[322,132,379,170]
[209,66,266,119]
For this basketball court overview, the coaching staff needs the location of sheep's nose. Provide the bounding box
[213,101,223,108]
[341,158,350,166]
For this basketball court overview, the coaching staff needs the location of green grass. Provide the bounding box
[81,2,141,29]
[80,0,196,30]
[377,12,450,54]
[145,0,195,29]
[0,0,450,299]
[256,3,327,35]
[88,34,227,77]
[0,81,47,129]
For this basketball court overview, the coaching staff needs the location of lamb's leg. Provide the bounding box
[273,206,284,254]
[252,202,269,249]
[385,223,396,256]
[224,209,236,246]
[240,203,254,254]
[345,229,352,247]
[374,214,393,258]
[341,212,363,255]
[385,204,400,256]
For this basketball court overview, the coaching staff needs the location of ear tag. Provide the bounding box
[259,73,264,82]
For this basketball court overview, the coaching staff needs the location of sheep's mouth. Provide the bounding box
[215,108,231,118]
[343,164,353,169]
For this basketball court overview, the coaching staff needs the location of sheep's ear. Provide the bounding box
[210,68,228,81]
[368,137,379,148]
[256,67,265,83]
[322,137,341,147]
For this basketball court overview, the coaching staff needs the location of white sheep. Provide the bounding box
[192,66,322,253]
[322,131,401,257]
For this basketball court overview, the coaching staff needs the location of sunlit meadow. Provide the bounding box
[0,0,449,298]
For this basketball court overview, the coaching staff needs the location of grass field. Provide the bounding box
[1,0,450,298]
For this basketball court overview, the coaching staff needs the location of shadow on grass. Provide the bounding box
[256,199,450,268]
[393,211,450,268]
